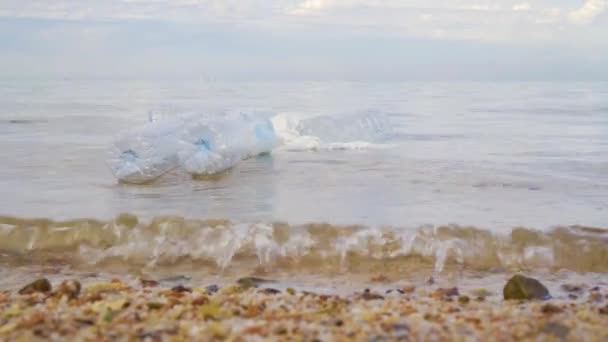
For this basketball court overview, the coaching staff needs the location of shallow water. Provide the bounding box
[0,80,606,279]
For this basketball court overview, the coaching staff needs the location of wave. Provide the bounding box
[1,215,606,275]
[271,111,395,151]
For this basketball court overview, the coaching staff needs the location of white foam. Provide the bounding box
[272,112,395,152]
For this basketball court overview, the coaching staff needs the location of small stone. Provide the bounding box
[54,280,81,300]
[192,296,209,306]
[401,286,416,294]
[147,302,164,310]
[140,279,159,288]
[503,274,550,300]
[171,285,192,293]
[541,303,563,314]
[205,285,220,294]
[259,288,281,295]
[74,318,95,326]
[274,326,288,335]
[361,290,385,301]
[568,294,579,300]
[458,296,470,304]
[434,287,459,298]
[599,305,608,315]
[19,279,52,295]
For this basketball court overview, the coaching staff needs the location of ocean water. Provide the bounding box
[0,80,607,280]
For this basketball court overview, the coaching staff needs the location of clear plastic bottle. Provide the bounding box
[107,117,185,184]
[295,111,392,143]
[178,115,278,176]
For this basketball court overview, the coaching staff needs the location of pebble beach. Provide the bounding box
[1,273,607,341]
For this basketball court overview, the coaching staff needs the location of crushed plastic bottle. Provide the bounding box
[177,115,278,176]
[107,110,390,183]
[294,111,392,143]
[107,117,185,184]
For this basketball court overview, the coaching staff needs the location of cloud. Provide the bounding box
[569,0,608,24]
[512,3,531,12]
[289,0,332,14]
[0,1,607,80]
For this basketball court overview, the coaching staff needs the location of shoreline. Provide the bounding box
[1,271,607,341]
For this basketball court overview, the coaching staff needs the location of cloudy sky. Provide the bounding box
[0,0,607,80]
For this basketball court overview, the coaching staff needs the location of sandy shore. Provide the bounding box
[1,275,607,341]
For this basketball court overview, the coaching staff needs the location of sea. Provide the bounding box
[0,80,607,292]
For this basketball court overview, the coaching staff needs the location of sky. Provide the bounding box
[0,0,607,81]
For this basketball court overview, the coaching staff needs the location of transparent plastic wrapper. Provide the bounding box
[178,115,278,176]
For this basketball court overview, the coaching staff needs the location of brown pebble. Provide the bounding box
[147,302,164,310]
[503,274,549,300]
[171,285,192,293]
[447,306,460,313]
[192,296,210,306]
[19,278,52,295]
[140,279,159,288]
[259,288,281,295]
[274,327,288,335]
[458,296,470,304]
[76,293,103,306]
[541,303,563,314]
[54,280,81,300]
[433,287,459,299]
[74,318,95,326]
[361,291,385,301]
[599,305,608,315]
[401,286,416,294]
